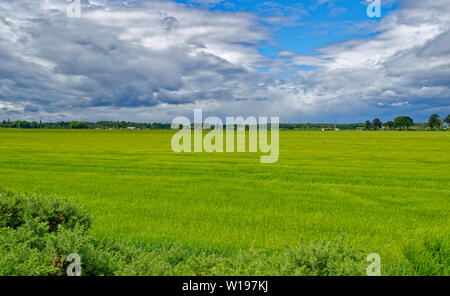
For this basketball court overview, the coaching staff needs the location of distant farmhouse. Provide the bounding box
[322,127,340,131]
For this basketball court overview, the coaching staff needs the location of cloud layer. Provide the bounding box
[0,0,449,122]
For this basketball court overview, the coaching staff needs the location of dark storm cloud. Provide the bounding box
[0,0,448,122]
[0,0,278,120]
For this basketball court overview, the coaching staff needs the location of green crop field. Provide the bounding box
[0,129,449,274]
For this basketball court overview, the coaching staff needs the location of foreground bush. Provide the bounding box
[0,191,91,232]
[0,190,447,276]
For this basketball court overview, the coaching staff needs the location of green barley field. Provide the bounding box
[0,129,449,273]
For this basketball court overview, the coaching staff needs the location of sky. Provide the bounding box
[0,0,449,123]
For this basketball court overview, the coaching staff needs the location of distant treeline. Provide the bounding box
[0,119,447,131]
[364,114,450,131]
[0,120,364,130]
[0,120,171,130]
[279,123,364,130]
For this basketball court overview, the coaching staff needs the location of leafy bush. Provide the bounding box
[0,191,91,232]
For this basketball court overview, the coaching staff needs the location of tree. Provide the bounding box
[372,118,382,130]
[443,114,450,128]
[364,120,372,130]
[394,116,414,130]
[428,114,441,130]
[386,120,394,130]
[384,121,394,130]
[68,121,87,129]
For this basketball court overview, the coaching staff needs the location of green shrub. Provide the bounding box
[0,191,91,232]
[0,218,58,276]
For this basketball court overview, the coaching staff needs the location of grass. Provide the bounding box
[0,129,449,270]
